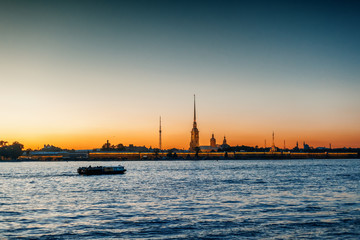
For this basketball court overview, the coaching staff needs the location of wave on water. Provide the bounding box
[0,159,359,239]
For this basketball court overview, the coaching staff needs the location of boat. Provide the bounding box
[77,165,126,175]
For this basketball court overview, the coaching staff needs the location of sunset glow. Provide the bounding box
[0,1,359,150]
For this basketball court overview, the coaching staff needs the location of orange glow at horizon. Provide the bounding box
[3,126,359,151]
[1,1,360,152]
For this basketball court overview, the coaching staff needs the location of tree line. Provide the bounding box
[0,141,24,160]
[101,142,126,151]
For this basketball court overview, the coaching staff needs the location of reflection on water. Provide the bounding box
[1,159,359,239]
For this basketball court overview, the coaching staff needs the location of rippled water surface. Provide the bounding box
[1,159,359,239]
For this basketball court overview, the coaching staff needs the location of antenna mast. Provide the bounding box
[271,131,276,152]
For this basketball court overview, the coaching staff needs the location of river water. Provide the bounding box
[0,159,359,239]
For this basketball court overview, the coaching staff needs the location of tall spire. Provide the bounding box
[193,94,196,122]
[190,95,199,151]
[272,131,274,146]
[159,116,162,150]
[193,94,197,128]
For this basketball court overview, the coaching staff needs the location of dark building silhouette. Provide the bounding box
[210,133,216,148]
[189,95,199,151]
[221,136,230,149]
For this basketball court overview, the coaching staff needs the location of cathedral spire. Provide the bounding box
[190,95,199,151]
[193,94,196,122]
[193,94,197,128]
[159,116,162,150]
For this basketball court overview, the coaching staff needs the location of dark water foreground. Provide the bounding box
[1,159,359,239]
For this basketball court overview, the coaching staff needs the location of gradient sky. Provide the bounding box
[1,0,359,150]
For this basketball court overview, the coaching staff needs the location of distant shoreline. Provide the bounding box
[7,151,357,162]
[2,157,359,163]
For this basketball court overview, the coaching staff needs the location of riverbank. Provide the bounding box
[5,151,359,162]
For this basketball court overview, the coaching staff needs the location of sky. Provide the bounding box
[0,0,359,150]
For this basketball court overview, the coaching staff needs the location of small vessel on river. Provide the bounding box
[77,165,126,175]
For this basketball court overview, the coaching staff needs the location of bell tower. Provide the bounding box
[210,134,216,148]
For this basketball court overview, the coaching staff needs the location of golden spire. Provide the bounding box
[190,94,199,151]
[159,116,162,150]
[193,94,197,128]
[194,94,196,121]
